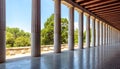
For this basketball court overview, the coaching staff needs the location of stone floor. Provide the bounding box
[0,44,120,69]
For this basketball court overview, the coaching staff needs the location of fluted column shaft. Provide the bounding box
[100,22,103,45]
[103,23,106,45]
[54,0,61,53]
[68,7,74,50]
[0,0,6,63]
[78,11,83,49]
[96,20,100,46]
[86,14,90,48]
[92,17,95,47]
[106,25,108,45]
[31,0,41,57]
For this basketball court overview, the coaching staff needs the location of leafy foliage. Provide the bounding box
[41,14,69,45]
[6,27,30,48]
[14,36,30,47]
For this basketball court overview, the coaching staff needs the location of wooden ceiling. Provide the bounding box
[74,0,120,30]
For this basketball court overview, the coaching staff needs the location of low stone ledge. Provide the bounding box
[6,44,79,58]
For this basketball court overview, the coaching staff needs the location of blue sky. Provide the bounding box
[6,0,88,32]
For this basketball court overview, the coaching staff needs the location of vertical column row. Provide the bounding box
[54,1,120,53]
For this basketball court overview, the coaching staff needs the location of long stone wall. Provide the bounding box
[6,44,78,59]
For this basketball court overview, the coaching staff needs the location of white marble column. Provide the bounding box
[110,27,113,44]
[112,28,114,43]
[106,24,107,45]
[96,19,100,46]
[86,14,90,48]
[78,11,83,49]
[110,26,112,44]
[108,25,109,45]
[108,25,110,45]
[68,7,74,50]
[31,0,41,57]
[0,0,6,63]
[106,24,108,45]
[103,23,106,45]
[100,21,103,45]
[54,0,61,53]
[91,17,95,47]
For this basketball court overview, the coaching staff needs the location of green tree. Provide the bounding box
[6,27,31,47]
[6,32,15,48]
[14,36,30,47]
[74,29,78,43]
[41,14,68,45]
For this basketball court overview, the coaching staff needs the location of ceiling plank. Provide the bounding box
[80,0,100,6]
[94,10,120,14]
[92,8,120,13]
[88,2,120,10]
[75,0,85,3]
[85,0,118,8]
[91,6,120,12]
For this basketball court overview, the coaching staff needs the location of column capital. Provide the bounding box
[84,12,89,16]
[91,16,95,19]
[75,8,83,13]
[61,0,73,8]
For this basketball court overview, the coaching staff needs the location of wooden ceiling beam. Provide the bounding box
[85,0,118,8]
[88,2,120,10]
[94,10,120,14]
[93,9,120,13]
[80,0,100,6]
[75,0,85,3]
[99,14,120,16]
[91,6,120,12]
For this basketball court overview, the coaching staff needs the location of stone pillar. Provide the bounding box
[0,0,6,63]
[108,26,109,44]
[108,25,110,45]
[68,7,74,50]
[91,17,95,47]
[54,0,61,53]
[112,28,113,44]
[78,10,83,49]
[105,24,107,45]
[109,26,111,44]
[86,14,90,48]
[100,21,103,45]
[31,0,40,57]
[103,23,106,45]
[106,24,108,45]
[112,28,114,43]
[96,20,100,46]
[110,26,112,44]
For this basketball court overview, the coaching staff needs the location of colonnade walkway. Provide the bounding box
[0,44,120,69]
